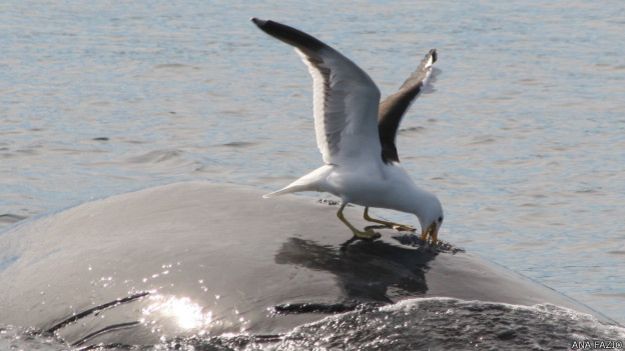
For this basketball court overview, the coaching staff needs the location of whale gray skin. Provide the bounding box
[0,182,615,347]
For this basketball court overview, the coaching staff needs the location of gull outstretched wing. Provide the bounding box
[378,49,437,164]
[252,18,382,166]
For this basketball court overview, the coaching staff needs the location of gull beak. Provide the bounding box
[420,222,439,245]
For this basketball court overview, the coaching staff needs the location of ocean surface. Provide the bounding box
[1,0,625,349]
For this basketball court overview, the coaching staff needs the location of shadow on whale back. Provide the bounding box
[0,182,620,349]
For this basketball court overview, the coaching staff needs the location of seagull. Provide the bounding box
[252,18,443,244]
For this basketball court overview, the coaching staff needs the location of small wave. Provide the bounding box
[607,250,625,256]
[0,213,26,224]
[398,126,425,134]
[154,63,200,70]
[268,298,625,351]
[126,149,185,164]
[468,135,497,145]
[4,298,624,350]
[218,141,257,148]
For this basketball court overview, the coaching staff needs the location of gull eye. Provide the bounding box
[438,217,443,223]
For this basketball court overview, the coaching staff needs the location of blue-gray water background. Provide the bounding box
[1,0,624,324]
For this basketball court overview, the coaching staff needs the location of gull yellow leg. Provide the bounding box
[337,204,381,240]
[363,207,416,232]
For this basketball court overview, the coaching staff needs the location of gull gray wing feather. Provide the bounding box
[378,49,437,164]
[252,18,382,166]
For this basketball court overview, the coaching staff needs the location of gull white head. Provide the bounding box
[414,191,444,244]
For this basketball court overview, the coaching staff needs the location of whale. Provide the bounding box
[0,182,616,348]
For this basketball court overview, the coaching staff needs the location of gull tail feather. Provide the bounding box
[262,165,333,199]
[263,184,312,198]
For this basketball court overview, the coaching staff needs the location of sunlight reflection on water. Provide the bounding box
[143,294,214,331]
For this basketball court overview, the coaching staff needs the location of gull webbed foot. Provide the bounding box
[337,203,381,241]
[352,227,381,241]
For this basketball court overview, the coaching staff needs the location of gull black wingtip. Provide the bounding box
[249,18,326,52]
[250,17,266,27]
[429,49,438,63]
